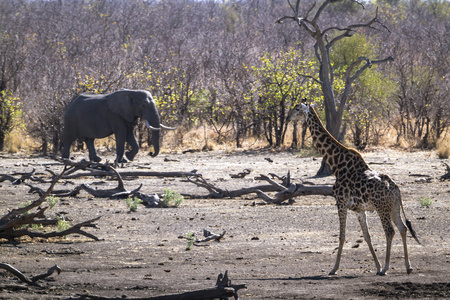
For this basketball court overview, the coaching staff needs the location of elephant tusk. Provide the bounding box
[144,120,176,131]
[145,120,161,131]
[160,124,176,130]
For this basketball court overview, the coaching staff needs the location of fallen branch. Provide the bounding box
[0,168,49,184]
[61,169,201,180]
[0,263,61,288]
[1,216,101,241]
[440,163,450,181]
[0,164,101,241]
[196,229,226,243]
[183,175,280,198]
[254,172,333,204]
[15,160,199,208]
[184,172,333,204]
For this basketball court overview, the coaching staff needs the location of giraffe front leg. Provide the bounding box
[329,206,347,275]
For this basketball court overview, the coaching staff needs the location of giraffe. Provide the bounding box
[288,103,420,275]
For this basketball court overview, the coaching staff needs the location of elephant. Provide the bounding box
[62,89,173,163]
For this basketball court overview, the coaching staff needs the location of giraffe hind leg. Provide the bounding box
[392,208,413,274]
[356,211,381,274]
[378,213,395,276]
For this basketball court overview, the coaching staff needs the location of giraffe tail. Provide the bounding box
[401,201,422,245]
[405,219,421,245]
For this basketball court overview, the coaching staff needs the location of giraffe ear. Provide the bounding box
[301,103,309,114]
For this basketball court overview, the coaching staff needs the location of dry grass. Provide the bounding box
[3,125,448,158]
[4,129,37,154]
[162,125,270,153]
[437,135,450,159]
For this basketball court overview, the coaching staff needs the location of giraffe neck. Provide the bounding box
[306,107,369,177]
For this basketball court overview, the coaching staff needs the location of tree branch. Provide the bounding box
[0,263,61,287]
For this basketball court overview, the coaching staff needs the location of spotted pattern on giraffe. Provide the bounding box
[287,103,420,276]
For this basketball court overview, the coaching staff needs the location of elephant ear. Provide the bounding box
[107,92,135,122]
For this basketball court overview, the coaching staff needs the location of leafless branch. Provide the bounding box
[0,263,61,287]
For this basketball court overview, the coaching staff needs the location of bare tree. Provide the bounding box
[278,0,393,174]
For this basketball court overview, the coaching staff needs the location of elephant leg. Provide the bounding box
[62,140,72,159]
[125,130,139,161]
[114,132,127,163]
[86,138,101,162]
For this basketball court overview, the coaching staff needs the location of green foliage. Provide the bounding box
[329,33,396,147]
[0,90,23,150]
[19,200,32,215]
[56,216,71,231]
[46,196,60,209]
[252,49,322,146]
[160,189,184,208]
[125,197,143,212]
[330,33,376,76]
[185,232,196,250]
[418,196,432,207]
[31,223,44,231]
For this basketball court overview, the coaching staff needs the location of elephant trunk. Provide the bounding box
[149,130,160,157]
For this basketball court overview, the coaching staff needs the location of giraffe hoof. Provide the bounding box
[407,268,413,275]
[328,270,337,276]
[376,271,386,276]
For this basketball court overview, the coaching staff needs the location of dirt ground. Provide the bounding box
[0,149,449,299]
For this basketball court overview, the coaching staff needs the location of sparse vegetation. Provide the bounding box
[160,189,184,208]
[185,232,196,251]
[56,216,71,232]
[18,200,31,215]
[419,196,432,208]
[437,137,450,159]
[125,197,143,212]
[46,196,60,209]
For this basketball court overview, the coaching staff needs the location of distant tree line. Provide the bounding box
[0,0,448,154]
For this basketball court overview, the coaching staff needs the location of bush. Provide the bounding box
[160,189,184,208]
[125,197,143,212]
[437,137,450,159]
[419,196,432,208]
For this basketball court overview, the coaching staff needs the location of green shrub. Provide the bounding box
[160,189,184,208]
[125,196,143,212]
[185,232,196,250]
[419,196,432,208]
[46,196,60,209]
[56,216,71,231]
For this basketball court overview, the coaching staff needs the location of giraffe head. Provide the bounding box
[287,103,314,122]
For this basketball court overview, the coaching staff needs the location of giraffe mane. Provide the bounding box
[308,104,365,161]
